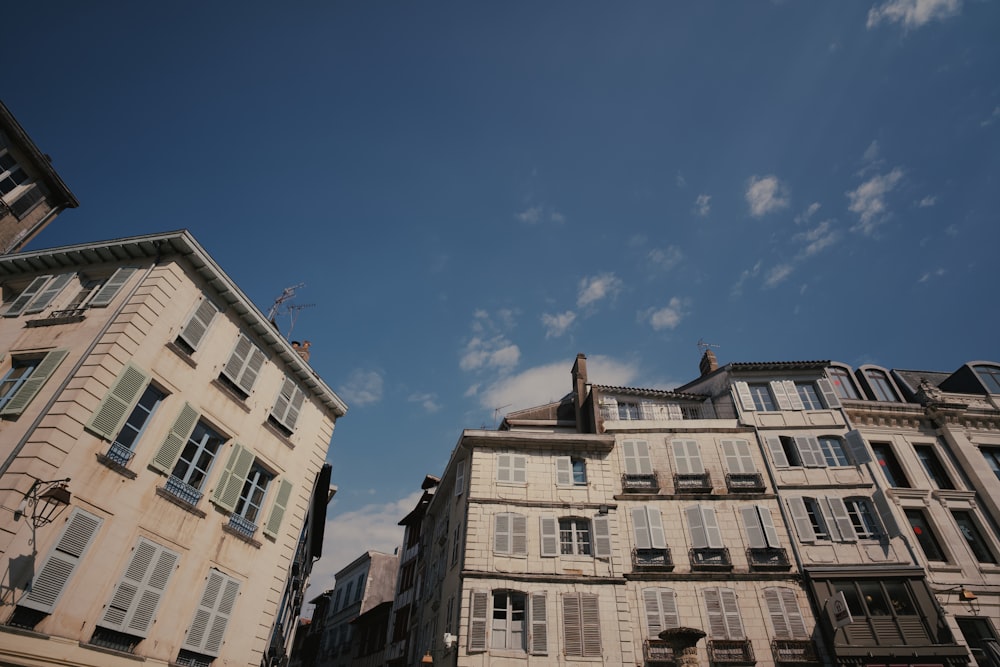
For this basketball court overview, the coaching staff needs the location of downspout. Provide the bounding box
[0,242,165,477]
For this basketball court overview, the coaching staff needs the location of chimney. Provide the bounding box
[699,349,718,377]
[572,353,588,431]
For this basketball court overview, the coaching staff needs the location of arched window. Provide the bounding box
[826,366,860,400]
[974,365,1000,394]
[858,366,901,402]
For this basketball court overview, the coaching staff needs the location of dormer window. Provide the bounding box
[827,366,860,400]
[859,367,901,402]
[974,365,1000,394]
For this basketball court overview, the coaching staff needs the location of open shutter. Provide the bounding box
[89,267,137,308]
[741,506,767,549]
[21,509,102,612]
[644,588,664,636]
[648,507,667,549]
[872,488,900,537]
[817,378,842,409]
[25,272,75,314]
[263,479,293,538]
[764,588,791,639]
[495,513,511,554]
[771,381,793,410]
[539,515,558,556]
[271,377,304,430]
[100,537,178,637]
[673,439,703,474]
[686,505,708,548]
[703,507,723,548]
[758,506,780,547]
[150,402,198,473]
[632,507,651,549]
[704,588,728,638]
[222,335,266,394]
[581,593,601,657]
[844,430,871,464]
[825,497,857,542]
[183,569,241,655]
[512,513,527,555]
[468,590,488,652]
[529,592,548,655]
[86,363,150,441]
[734,382,756,412]
[497,453,511,482]
[555,456,573,486]
[592,515,611,557]
[0,349,68,417]
[177,298,218,352]
[720,588,745,639]
[765,436,789,468]
[211,444,255,512]
[787,497,816,543]
[794,436,825,468]
[512,455,527,483]
[455,459,465,496]
[563,594,582,656]
[783,381,805,410]
[4,275,50,317]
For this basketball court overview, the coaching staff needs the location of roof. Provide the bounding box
[591,384,710,400]
[0,230,347,417]
[729,360,831,372]
[0,100,78,208]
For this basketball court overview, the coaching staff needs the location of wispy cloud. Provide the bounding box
[647,245,684,272]
[794,220,840,257]
[746,175,790,217]
[867,0,962,30]
[577,272,623,308]
[731,261,762,297]
[408,392,442,413]
[541,311,576,338]
[695,194,711,217]
[918,268,946,283]
[641,297,686,331]
[764,264,794,288]
[460,310,521,371]
[337,369,384,407]
[846,167,904,235]
[916,195,937,208]
[794,202,821,224]
[676,171,688,188]
[516,205,566,224]
[982,106,1000,127]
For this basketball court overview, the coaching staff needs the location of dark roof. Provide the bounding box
[893,369,952,394]
[504,396,575,422]
[729,361,831,372]
[0,100,78,208]
[592,384,709,400]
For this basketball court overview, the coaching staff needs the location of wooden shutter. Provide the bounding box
[794,436,826,468]
[150,402,199,473]
[86,363,150,441]
[673,439,703,474]
[563,593,582,656]
[555,456,573,486]
[89,267,137,308]
[211,444,255,512]
[592,515,611,557]
[4,275,50,317]
[734,382,756,412]
[511,513,527,555]
[703,506,723,548]
[720,588,745,639]
[844,430,871,464]
[581,593,601,657]
[765,587,807,640]
[704,588,728,638]
[512,455,527,483]
[495,513,511,554]
[825,497,857,542]
[783,381,805,410]
[177,297,218,352]
[686,505,707,548]
[623,439,652,475]
[786,497,816,543]
[647,507,666,549]
[455,459,465,496]
[468,590,488,652]
[529,592,548,655]
[222,334,265,394]
[872,488,900,537]
[21,509,102,612]
[764,588,790,639]
[632,507,651,549]
[263,479,293,538]
[741,506,767,549]
[183,569,241,655]
[497,453,511,482]
[782,588,808,639]
[644,588,679,637]
[25,272,75,314]
[771,381,793,410]
[100,537,178,636]
[0,348,69,417]
[765,436,789,468]
[271,377,304,430]
[816,378,842,408]
[722,439,755,473]
[758,506,780,547]
[539,515,558,557]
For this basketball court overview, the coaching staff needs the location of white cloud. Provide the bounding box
[764,264,794,288]
[695,194,711,217]
[982,106,1000,127]
[945,224,958,236]
[867,0,961,30]
[745,175,790,217]
[478,355,640,413]
[676,171,687,188]
[794,220,840,257]
[863,140,881,163]
[460,311,521,372]
[541,311,576,338]
[642,297,686,331]
[647,245,684,271]
[917,195,937,207]
[794,202,821,224]
[408,392,442,413]
[577,273,623,308]
[918,268,946,283]
[516,205,565,224]
[846,167,904,235]
[731,260,762,297]
[337,369,383,407]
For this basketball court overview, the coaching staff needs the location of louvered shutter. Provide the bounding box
[100,537,178,636]
[872,488,900,537]
[632,507,651,549]
[25,272,75,314]
[150,403,199,473]
[211,444,255,512]
[764,588,790,639]
[581,593,601,657]
[686,505,708,548]
[765,436,789,468]
[511,513,527,555]
[720,588,745,639]
[221,334,266,394]
[782,588,808,639]
[704,588,728,638]
[21,509,102,612]
[563,593,582,656]
[722,439,756,473]
[647,507,667,549]
[495,513,511,554]
[816,378,842,408]
[844,430,871,464]
[703,506,723,548]
[592,515,611,557]
[758,506,780,547]
[177,298,218,352]
[512,455,527,483]
[555,456,573,486]
[539,515,558,557]
[734,382,756,412]
[529,592,548,655]
[271,377,304,431]
[825,497,857,542]
[794,436,825,468]
[644,588,664,636]
[783,381,805,410]
[455,459,465,496]
[661,588,680,629]
[4,275,50,317]
[89,267,137,308]
[263,479,293,538]
[497,453,511,482]
[787,497,816,543]
[468,590,488,652]
[0,348,69,417]
[86,363,150,441]
[771,381,793,410]
[673,439,703,474]
[623,439,652,474]
[741,506,767,549]
[183,569,241,655]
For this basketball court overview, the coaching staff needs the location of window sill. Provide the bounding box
[82,644,146,662]
[222,523,262,549]
[263,418,296,448]
[165,340,198,368]
[154,486,207,518]
[211,377,252,413]
[95,453,137,479]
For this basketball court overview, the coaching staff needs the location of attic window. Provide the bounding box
[974,365,1000,394]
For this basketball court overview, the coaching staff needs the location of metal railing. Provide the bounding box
[707,639,755,663]
[689,547,732,570]
[771,639,819,664]
[164,475,203,505]
[228,512,258,538]
[106,442,135,467]
[725,472,765,492]
[643,639,675,663]
[622,472,660,493]
[632,548,674,571]
[674,471,712,493]
[747,547,791,570]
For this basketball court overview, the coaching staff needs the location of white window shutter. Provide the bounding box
[825,497,857,542]
[494,513,510,554]
[703,507,723,548]
[271,377,304,431]
[734,382,756,412]
[632,507,651,549]
[512,455,527,483]
[722,439,755,473]
[21,509,102,612]
[539,515,558,557]
[783,381,805,410]
[581,593,602,657]
[512,513,527,555]
[497,453,511,482]
[563,594,583,656]
[150,402,199,474]
[183,569,241,655]
[222,335,266,394]
[765,436,789,468]
[177,297,219,352]
[686,505,708,549]
[720,588,745,639]
[468,590,488,652]
[592,515,611,557]
[794,436,825,468]
[764,588,790,639]
[100,537,178,637]
[555,456,572,486]
[741,506,766,549]
[643,588,664,637]
[782,588,808,639]
[4,275,51,317]
[786,497,816,543]
[816,378,842,409]
[455,459,465,496]
[0,348,69,417]
[673,439,703,474]
[844,430,872,464]
[263,479,293,538]
[704,588,728,638]
[771,381,793,410]
[758,506,780,547]
[872,488,900,537]
[89,267,137,308]
[211,444,255,512]
[25,272,75,314]
[648,507,667,549]
[86,363,150,441]
[529,591,547,655]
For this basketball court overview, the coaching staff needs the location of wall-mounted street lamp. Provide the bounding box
[13,478,72,533]
[421,633,457,664]
[939,586,980,616]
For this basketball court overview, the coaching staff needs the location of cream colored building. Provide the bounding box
[0,231,347,667]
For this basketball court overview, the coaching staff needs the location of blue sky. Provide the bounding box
[5,1,998,597]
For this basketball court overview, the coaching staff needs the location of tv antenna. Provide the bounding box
[697,338,720,353]
[266,284,314,337]
[493,404,512,429]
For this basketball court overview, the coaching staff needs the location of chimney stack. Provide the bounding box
[699,349,718,377]
[572,354,588,431]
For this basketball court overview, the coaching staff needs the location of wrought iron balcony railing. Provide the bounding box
[674,471,712,493]
[725,472,766,493]
[690,547,732,570]
[227,513,258,538]
[707,639,755,664]
[747,547,792,571]
[622,472,660,493]
[106,441,135,467]
[643,639,675,664]
[632,548,674,571]
[164,475,203,505]
[771,639,819,664]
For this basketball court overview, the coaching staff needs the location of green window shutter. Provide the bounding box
[21,509,102,612]
[89,267,137,308]
[100,537,179,637]
[263,479,293,538]
[183,569,241,656]
[150,403,199,474]
[25,272,75,314]
[4,275,51,317]
[177,297,219,352]
[211,444,255,512]
[86,363,150,440]
[0,348,69,417]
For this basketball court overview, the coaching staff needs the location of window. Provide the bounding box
[818,436,851,467]
[494,513,527,555]
[796,382,823,410]
[174,297,218,355]
[23,273,75,314]
[642,588,679,638]
[763,587,809,640]
[452,523,462,566]
[721,438,756,473]
[0,349,68,418]
[863,368,901,402]
[0,148,30,198]
[872,443,910,487]
[496,453,526,483]
[344,581,354,606]
[905,509,947,562]
[828,366,860,399]
[355,574,366,602]
[556,456,587,486]
[455,459,466,495]
[914,444,954,489]
[686,505,724,549]
[765,435,828,468]
[0,358,40,409]
[952,510,998,564]
[64,277,103,311]
[982,448,1000,481]
[110,385,165,464]
[741,505,781,548]
[270,377,305,434]
[562,592,601,657]
[559,518,591,555]
[491,591,526,650]
[788,496,862,543]
[802,498,829,540]
[173,421,225,495]
[956,617,999,667]
[219,333,266,398]
[180,569,241,658]
[845,499,880,539]
[749,383,777,411]
[974,365,1000,394]
[540,514,610,557]
[98,537,179,640]
[703,587,745,640]
[618,401,640,419]
[672,439,704,474]
[468,590,547,655]
[632,506,668,550]
[234,462,273,524]
[622,439,653,475]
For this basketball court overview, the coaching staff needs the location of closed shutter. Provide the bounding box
[495,513,511,554]
[704,588,728,638]
[555,456,573,486]
[686,505,708,548]
[563,593,582,656]
[511,513,527,555]
[100,537,179,636]
[177,298,218,352]
[271,377,304,431]
[25,272,75,314]
[0,348,69,417]
[539,515,558,557]
[89,267,137,308]
[765,436,789,468]
[21,509,102,612]
[783,381,805,410]
[512,455,526,483]
[734,382,756,412]
[4,275,50,317]
[150,403,199,473]
[771,381,793,410]
[673,439,703,474]
[764,587,808,640]
[529,592,547,655]
[221,334,266,394]
[592,515,611,557]
[263,479,293,538]
[468,590,488,652]
[183,569,241,656]
[782,588,808,639]
[455,459,465,496]
[644,588,679,637]
[722,439,755,473]
[211,444,255,512]
[816,378,842,409]
[764,587,790,638]
[844,430,871,464]
[497,453,511,482]
[792,436,823,468]
[825,497,857,542]
[622,439,652,475]
[581,593,601,657]
[786,497,816,543]
[721,588,745,639]
[86,363,150,441]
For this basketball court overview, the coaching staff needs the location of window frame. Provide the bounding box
[490,590,527,652]
[845,498,880,540]
[951,510,998,565]
[171,420,227,493]
[748,383,777,411]
[904,508,948,562]
[827,366,860,400]
[818,436,851,467]
[559,517,592,556]
[973,365,1000,394]
[860,366,902,402]
[872,442,911,488]
[914,443,955,490]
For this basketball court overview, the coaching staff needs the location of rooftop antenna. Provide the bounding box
[283,303,316,338]
[267,283,304,323]
[697,338,720,353]
[493,403,512,429]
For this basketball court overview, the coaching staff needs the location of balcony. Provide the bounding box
[643,639,675,664]
[164,475,203,505]
[227,513,258,539]
[771,639,819,664]
[707,639,755,664]
[690,547,732,571]
[106,441,135,467]
[622,472,660,494]
[747,547,792,571]
[725,472,765,493]
[632,548,674,571]
[674,472,712,493]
